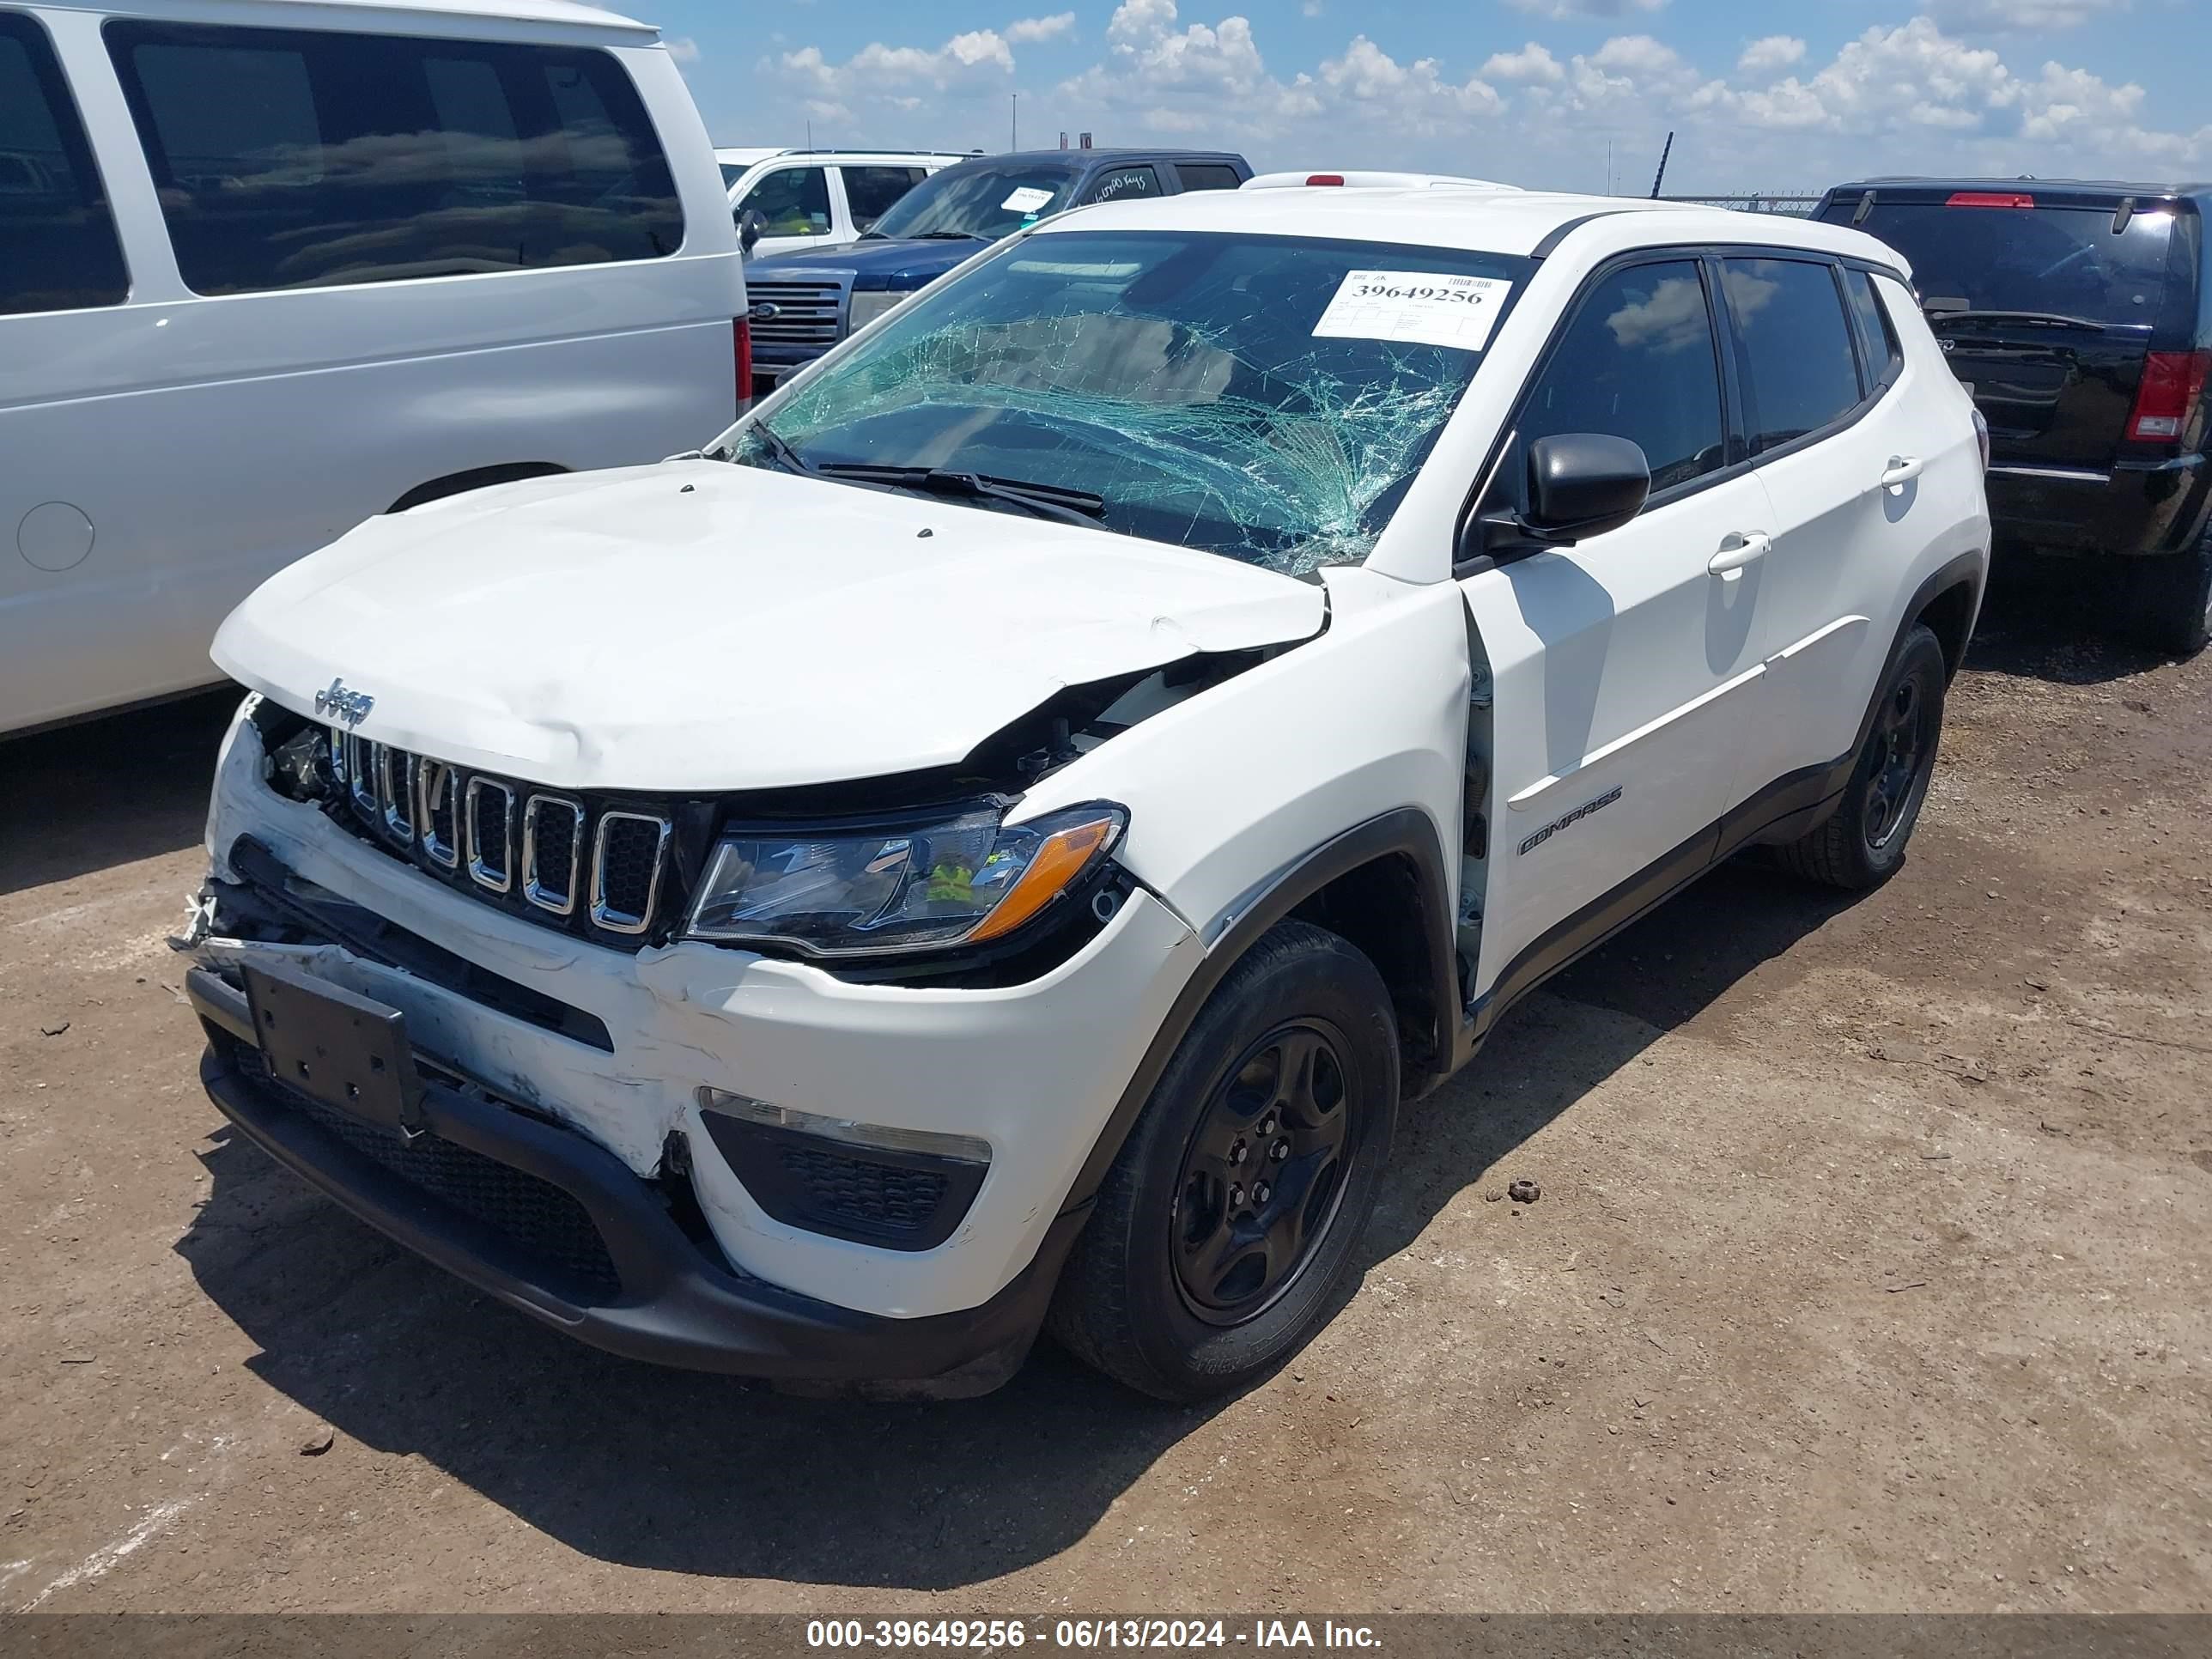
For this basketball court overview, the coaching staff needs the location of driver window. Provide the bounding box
[738,166,831,236]
[1495,259,1727,509]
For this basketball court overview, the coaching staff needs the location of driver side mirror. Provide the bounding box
[1462,433,1651,568]
[738,209,765,256]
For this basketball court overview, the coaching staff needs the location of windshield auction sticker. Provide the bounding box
[1000,185,1055,212]
[1311,270,1513,352]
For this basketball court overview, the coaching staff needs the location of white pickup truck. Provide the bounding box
[181,181,1990,1401]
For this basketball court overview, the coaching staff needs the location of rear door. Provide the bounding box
[1457,257,1774,994]
[1823,191,2190,475]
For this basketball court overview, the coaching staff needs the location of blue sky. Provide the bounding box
[652,1,2209,193]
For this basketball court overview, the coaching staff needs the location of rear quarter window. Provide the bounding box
[104,21,684,296]
[0,11,129,313]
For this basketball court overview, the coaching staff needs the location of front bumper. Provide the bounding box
[189,969,1080,1392]
[195,705,1205,1332]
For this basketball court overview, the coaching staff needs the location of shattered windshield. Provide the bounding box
[734,230,1532,574]
[866,163,1079,240]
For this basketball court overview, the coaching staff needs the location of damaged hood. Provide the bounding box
[212,460,1325,792]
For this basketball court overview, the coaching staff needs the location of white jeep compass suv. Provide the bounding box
[182,184,1990,1401]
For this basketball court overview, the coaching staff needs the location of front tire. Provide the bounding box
[1775,623,1948,891]
[1048,921,1400,1402]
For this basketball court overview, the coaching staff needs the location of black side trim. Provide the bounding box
[1059,808,1456,1214]
[1464,821,1720,1054]
[1899,549,1990,681]
[1528,210,1630,259]
[189,968,1077,1389]
[1717,757,1854,855]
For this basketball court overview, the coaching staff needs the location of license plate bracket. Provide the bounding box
[241,959,424,1134]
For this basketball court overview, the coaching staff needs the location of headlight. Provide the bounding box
[684,802,1126,957]
[847,289,903,331]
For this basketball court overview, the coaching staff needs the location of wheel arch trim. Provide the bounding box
[1057,807,1457,1218]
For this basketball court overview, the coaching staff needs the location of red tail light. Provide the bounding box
[1947,191,2035,209]
[2126,349,2210,443]
[1305,173,1345,186]
[733,317,754,413]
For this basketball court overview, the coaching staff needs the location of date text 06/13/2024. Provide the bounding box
[805,1620,1383,1650]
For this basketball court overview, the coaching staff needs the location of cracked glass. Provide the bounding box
[737,230,1534,575]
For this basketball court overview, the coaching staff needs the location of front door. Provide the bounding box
[1459,257,1773,999]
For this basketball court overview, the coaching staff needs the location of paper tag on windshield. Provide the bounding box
[1311,270,1512,352]
[1001,185,1054,213]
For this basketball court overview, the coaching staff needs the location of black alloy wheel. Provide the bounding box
[1171,1019,1358,1325]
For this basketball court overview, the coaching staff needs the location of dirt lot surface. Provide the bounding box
[3,584,2209,1617]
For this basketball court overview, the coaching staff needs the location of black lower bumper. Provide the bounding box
[1988,455,2208,558]
[187,966,1077,1395]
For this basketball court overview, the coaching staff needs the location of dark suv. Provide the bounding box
[742,149,1251,395]
[1814,179,2211,653]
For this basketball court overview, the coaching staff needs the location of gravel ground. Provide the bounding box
[3,580,2208,1615]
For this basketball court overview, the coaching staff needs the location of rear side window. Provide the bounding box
[1844,268,1904,388]
[104,21,684,296]
[840,165,926,230]
[0,11,129,313]
[1084,165,1159,205]
[1175,163,1243,193]
[1511,259,1728,496]
[740,165,830,236]
[1721,258,1863,453]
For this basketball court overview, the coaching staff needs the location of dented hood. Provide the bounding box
[212,460,1325,792]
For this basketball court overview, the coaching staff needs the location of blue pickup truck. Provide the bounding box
[742,148,1252,396]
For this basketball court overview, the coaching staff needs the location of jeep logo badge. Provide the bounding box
[313,678,374,726]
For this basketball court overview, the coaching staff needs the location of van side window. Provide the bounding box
[1844,267,1904,390]
[102,21,684,296]
[0,11,129,314]
[1507,259,1727,499]
[840,166,927,231]
[1721,257,1864,452]
[739,166,831,236]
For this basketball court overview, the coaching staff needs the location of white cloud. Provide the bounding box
[1925,0,2130,32]
[1006,13,1077,45]
[1735,36,1804,79]
[665,36,702,64]
[1506,0,1664,20]
[1481,43,1564,86]
[750,12,2207,192]
[1302,0,1323,15]
[779,27,1015,98]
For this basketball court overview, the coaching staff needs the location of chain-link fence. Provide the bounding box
[1655,193,1824,216]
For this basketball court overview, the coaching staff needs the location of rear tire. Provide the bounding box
[1048,921,1399,1402]
[2124,527,2212,659]
[1775,624,1948,891]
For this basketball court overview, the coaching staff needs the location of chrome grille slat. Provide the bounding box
[590,811,671,936]
[521,793,584,916]
[375,744,415,844]
[325,728,674,943]
[417,761,459,869]
[745,279,844,346]
[465,778,514,894]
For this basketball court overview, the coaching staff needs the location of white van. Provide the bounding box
[0,0,744,735]
[713,148,969,259]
